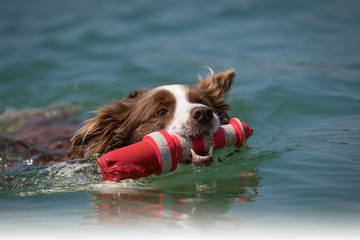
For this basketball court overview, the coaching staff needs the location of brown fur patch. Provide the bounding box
[69,89,176,159]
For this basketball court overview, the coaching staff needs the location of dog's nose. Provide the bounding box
[191,107,213,125]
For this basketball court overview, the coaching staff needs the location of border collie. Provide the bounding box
[1,68,235,166]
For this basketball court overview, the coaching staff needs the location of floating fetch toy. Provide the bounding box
[97,118,253,181]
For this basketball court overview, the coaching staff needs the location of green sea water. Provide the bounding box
[1,0,360,239]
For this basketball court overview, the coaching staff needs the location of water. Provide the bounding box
[1,0,360,239]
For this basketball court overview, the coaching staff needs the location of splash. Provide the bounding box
[0,158,104,196]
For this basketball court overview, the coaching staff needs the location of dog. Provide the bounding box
[0,68,235,167]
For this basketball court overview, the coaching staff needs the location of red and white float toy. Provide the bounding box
[97,118,253,181]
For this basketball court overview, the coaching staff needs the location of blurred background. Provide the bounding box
[0,0,359,239]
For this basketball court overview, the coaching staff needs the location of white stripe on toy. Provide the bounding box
[147,132,172,174]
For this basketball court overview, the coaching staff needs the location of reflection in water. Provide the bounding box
[88,169,261,230]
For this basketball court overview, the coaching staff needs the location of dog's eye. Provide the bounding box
[155,109,168,117]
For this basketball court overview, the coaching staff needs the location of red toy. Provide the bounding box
[97,118,253,181]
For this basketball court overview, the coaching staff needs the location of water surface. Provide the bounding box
[1,0,360,239]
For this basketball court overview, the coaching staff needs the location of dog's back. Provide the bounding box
[0,107,79,165]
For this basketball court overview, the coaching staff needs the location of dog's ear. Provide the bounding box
[197,68,235,99]
[196,68,235,123]
[70,89,145,158]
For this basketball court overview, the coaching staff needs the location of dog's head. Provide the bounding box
[70,69,235,164]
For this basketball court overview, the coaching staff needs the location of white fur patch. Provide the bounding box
[154,85,220,137]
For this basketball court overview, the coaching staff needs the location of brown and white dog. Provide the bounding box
[1,69,235,166]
